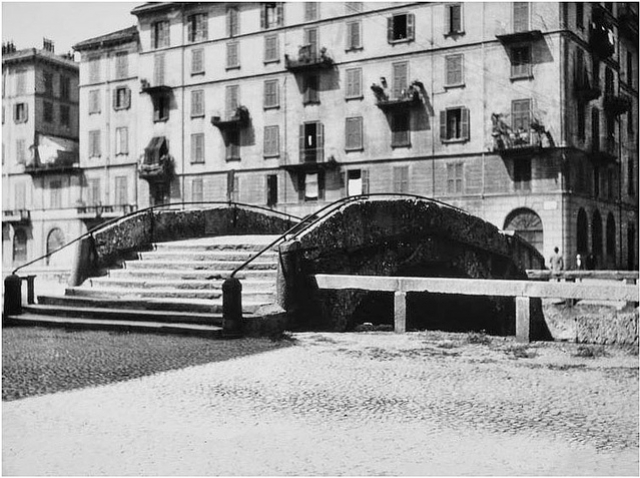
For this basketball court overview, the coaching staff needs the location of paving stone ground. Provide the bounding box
[3,331,638,476]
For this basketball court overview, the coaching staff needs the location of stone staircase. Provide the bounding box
[10,235,280,337]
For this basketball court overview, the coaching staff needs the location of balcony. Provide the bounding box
[603,94,631,115]
[619,4,639,43]
[285,45,333,72]
[24,151,81,177]
[282,153,339,173]
[2,209,30,224]
[574,73,600,102]
[491,114,552,157]
[211,106,250,130]
[495,29,543,44]
[76,204,136,221]
[371,81,424,111]
[589,9,615,59]
[140,78,172,96]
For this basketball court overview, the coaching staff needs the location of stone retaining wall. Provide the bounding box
[576,311,639,345]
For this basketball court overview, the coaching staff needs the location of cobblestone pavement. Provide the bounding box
[3,332,638,475]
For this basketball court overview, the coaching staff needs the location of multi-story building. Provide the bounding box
[2,41,80,271]
[66,2,638,272]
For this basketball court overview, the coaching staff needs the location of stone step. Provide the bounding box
[137,251,278,266]
[152,243,276,253]
[149,247,279,260]
[5,312,223,337]
[108,269,276,286]
[66,286,275,305]
[153,235,280,252]
[21,303,222,326]
[122,262,278,278]
[88,277,276,292]
[37,294,263,315]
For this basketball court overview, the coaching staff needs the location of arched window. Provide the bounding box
[504,208,544,254]
[592,210,603,257]
[12,229,27,266]
[577,208,588,254]
[606,212,616,260]
[46,228,65,266]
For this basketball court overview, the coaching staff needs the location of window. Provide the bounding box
[628,157,635,197]
[388,13,415,43]
[187,13,208,42]
[300,122,324,162]
[153,95,170,122]
[391,112,411,147]
[152,20,170,49]
[392,61,408,99]
[576,2,584,29]
[227,41,240,69]
[15,70,26,95]
[346,169,369,196]
[14,103,27,123]
[440,107,470,141]
[264,125,280,157]
[303,74,320,104]
[445,54,464,87]
[345,116,363,151]
[605,67,614,96]
[191,49,204,74]
[227,170,239,202]
[261,3,284,29]
[592,107,600,151]
[226,129,241,161]
[51,180,63,208]
[393,166,409,193]
[264,35,279,63]
[227,7,239,37]
[89,57,100,83]
[593,166,600,197]
[191,178,203,203]
[510,45,532,78]
[87,178,100,206]
[113,86,130,110]
[266,174,278,206]
[345,68,362,99]
[446,4,464,35]
[578,102,586,140]
[60,105,70,127]
[154,54,165,85]
[60,76,70,99]
[16,139,26,164]
[115,52,128,79]
[43,101,53,123]
[226,85,239,117]
[191,89,205,117]
[513,2,529,32]
[511,99,531,136]
[304,27,319,56]
[43,71,54,96]
[627,51,633,89]
[447,163,464,194]
[263,79,279,109]
[305,2,318,21]
[89,130,101,158]
[346,21,362,50]
[191,133,205,163]
[514,157,532,191]
[115,127,128,155]
[115,176,128,205]
[300,172,324,201]
[89,89,101,114]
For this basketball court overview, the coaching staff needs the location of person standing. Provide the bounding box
[549,246,564,279]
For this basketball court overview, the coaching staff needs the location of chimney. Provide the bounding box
[43,38,54,53]
[2,41,16,55]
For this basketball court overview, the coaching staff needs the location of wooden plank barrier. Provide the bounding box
[313,274,640,342]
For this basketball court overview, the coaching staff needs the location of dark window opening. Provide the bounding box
[266,174,278,206]
[153,95,170,122]
[391,112,411,147]
[514,158,532,191]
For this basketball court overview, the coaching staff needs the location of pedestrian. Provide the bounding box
[576,253,583,270]
[549,246,564,279]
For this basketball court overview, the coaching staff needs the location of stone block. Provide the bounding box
[576,311,639,345]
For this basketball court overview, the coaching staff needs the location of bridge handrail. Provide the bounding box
[229,193,481,279]
[527,269,639,281]
[11,201,301,275]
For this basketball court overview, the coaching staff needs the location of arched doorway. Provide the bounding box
[577,208,588,255]
[592,210,603,267]
[606,212,616,267]
[503,208,544,255]
[46,228,65,266]
[12,229,27,266]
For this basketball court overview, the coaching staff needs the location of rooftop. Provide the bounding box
[2,47,77,69]
[73,26,139,52]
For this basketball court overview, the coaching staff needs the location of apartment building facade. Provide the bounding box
[2,42,80,271]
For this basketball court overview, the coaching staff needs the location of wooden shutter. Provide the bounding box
[154,54,165,85]
[513,2,529,33]
[299,124,305,162]
[298,173,305,201]
[461,107,470,140]
[362,169,370,194]
[393,62,408,99]
[187,16,194,42]
[125,87,131,109]
[317,122,324,162]
[407,13,415,41]
[440,110,447,140]
[387,16,394,43]
[122,128,129,154]
[201,13,208,40]
[112,89,118,110]
[276,3,284,26]
[445,5,451,33]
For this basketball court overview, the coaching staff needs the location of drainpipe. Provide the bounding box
[181,4,186,208]
[430,7,435,197]
[105,52,111,208]
[616,27,622,270]
[559,27,567,260]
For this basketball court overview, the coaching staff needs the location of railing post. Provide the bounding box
[625,277,639,308]
[25,275,36,304]
[394,291,407,333]
[222,277,243,338]
[4,274,22,318]
[516,296,532,343]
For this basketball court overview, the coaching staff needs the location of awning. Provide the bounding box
[36,134,78,166]
[144,136,168,164]
[282,159,340,173]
